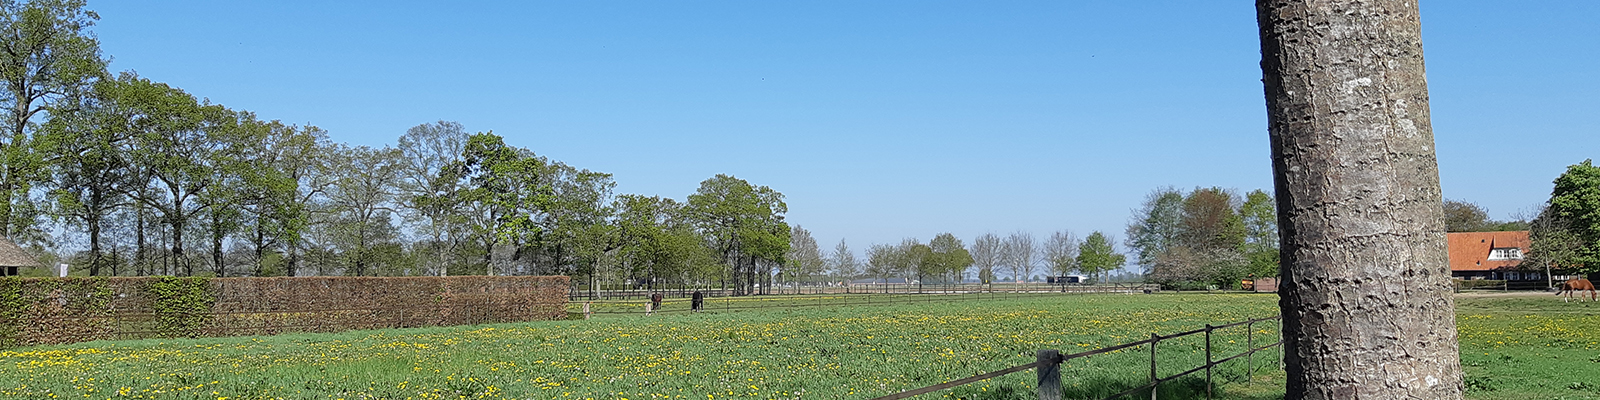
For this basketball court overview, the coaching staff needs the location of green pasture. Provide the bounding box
[0,292,1593,399]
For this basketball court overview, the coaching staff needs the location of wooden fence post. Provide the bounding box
[1036,349,1061,400]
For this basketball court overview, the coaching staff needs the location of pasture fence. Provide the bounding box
[870,315,1284,400]
[571,282,1155,301]
[574,283,1161,316]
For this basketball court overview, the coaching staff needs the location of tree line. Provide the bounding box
[1124,187,1278,289]
[782,229,1126,286]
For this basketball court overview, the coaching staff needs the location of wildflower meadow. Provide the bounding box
[0,293,1594,399]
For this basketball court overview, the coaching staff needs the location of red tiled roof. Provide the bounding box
[1447,231,1530,272]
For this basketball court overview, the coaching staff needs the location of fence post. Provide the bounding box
[1036,349,1061,400]
[1246,320,1255,380]
[1205,324,1214,400]
[1149,333,1159,400]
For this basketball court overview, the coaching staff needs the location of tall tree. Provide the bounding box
[1042,230,1079,277]
[1125,187,1184,273]
[111,73,237,276]
[1542,160,1600,275]
[40,75,126,275]
[1441,199,1491,233]
[686,174,789,295]
[1180,187,1246,252]
[828,239,859,280]
[1001,231,1037,282]
[324,145,401,276]
[970,233,1002,284]
[864,243,895,285]
[1259,0,1461,397]
[784,225,825,287]
[926,233,972,284]
[1076,231,1124,283]
[1239,189,1280,277]
[396,121,467,276]
[0,0,105,241]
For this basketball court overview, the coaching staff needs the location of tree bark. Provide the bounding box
[1257,0,1462,398]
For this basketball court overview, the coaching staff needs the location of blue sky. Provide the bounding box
[90,1,1597,262]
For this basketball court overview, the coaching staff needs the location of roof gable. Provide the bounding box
[1447,231,1530,272]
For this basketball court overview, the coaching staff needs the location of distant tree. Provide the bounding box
[865,243,896,284]
[784,225,825,287]
[1126,187,1184,273]
[970,233,1002,284]
[1240,189,1279,277]
[0,0,106,241]
[1442,199,1491,232]
[41,76,129,276]
[1179,187,1246,252]
[1001,231,1037,283]
[828,239,859,280]
[899,238,934,286]
[1076,231,1124,283]
[927,233,973,284]
[1042,230,1079,277]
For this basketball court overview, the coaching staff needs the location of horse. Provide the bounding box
[650,293,664,312]
[1556,278,1596,303]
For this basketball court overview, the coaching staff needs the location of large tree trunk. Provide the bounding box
[1257,0,1462,398]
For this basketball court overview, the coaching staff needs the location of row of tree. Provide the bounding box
[1125,187,1278,289]
[0,1,812,295]
[782,229,1126,285]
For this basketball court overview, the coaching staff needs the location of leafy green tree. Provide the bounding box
[1542,159,1600,274]
[240,122,328,277]
[1239,189,1279,277]
[1180,187,1246,252]
[1076,231,1125,283]
[1442,199,1490,232]
[40,75,128,275]
[108,73,237,276]
[686,174,788,295]
[927,233,973,284]
[1125,187,1184,273]
[0,0,106,242]
[440,132,550,275]
[864,243,895,285]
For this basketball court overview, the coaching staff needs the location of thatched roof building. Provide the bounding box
[0,237,40,276]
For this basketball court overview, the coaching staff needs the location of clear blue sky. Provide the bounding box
[91,1,1597,263]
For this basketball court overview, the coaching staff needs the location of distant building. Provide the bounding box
[1448,231,1536,280]
[0,237,41,276]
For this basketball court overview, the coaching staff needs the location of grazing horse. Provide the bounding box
[650,293,664,311]
[1557,278,1597,303]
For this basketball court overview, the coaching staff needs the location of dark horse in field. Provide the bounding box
[650,293,664,311]
[1557,278,1596,303]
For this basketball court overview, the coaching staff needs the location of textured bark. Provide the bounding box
[1256,0,1462,399]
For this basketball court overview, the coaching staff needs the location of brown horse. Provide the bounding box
[1557,278,1596,303]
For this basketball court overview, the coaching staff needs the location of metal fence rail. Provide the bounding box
[871,315,1284,400]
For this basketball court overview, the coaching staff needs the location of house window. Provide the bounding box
[1507,271,1521,281]
[1488,248,1523,260]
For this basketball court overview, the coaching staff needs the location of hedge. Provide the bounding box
[0,275,568,348]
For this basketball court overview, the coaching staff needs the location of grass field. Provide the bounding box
[0,292,1594,399]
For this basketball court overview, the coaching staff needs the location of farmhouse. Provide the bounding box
[1447,231,1537,280]
[0,237,39,276]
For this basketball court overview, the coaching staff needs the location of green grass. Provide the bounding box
[0,292,1592,399]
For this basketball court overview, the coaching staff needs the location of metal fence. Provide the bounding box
[870,315,1284,400]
